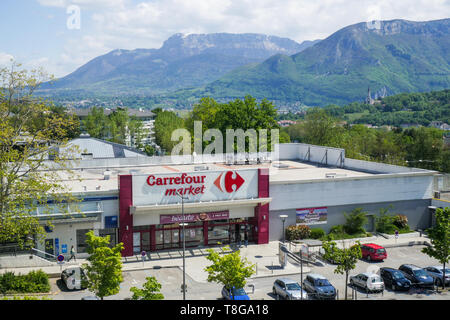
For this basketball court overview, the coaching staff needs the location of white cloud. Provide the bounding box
[0,52,15,66]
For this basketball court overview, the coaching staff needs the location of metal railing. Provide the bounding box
[30,247,58,262]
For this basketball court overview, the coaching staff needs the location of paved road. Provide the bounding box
[47,245,449,300]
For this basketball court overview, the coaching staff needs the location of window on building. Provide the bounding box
[76,229,93,254]
[99,228,117,248]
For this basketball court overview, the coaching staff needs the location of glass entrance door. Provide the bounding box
[141,232,151,252]
[133,230,152,254]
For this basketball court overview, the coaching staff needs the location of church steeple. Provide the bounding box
[365,86,374,105]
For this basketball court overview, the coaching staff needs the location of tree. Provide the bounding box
[130,276,164,300]
[83,106,108,139]
[343,208,368,235]
[322,240,362,299]
[302,108,340,146]
[204,248,255,299]
[422,207,450,289]
[107,108,129,144]
[82,230,124,300]
[154,110,185,153]
[0,61,78,248]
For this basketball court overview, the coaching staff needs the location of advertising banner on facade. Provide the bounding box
[132,169,259,206]
[160,211,230,224]
[296,207,327,225]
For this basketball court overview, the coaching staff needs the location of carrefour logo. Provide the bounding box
[214,171,245,193]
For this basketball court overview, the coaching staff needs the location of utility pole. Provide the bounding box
[177,190,188,300]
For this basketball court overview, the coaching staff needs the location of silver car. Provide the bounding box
[272,278,309,300]
[425,266,450,286]
[350,272,385,293]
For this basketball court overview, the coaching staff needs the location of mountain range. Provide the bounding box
[41,33,317,95]
[198,18,450,106]
[40,18,450,107]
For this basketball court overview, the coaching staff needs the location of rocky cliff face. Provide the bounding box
[42,33,317,94]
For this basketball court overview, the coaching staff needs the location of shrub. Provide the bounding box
[375,210,396,233]
[285,225,311,241]
[310,228,326,239]
[393,214,408,229]
[329,225,344,234]
[0,270,50,294]
[343,208,368,234]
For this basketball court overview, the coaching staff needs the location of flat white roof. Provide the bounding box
[52,159,375,194]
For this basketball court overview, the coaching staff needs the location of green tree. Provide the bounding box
[82,231,124,300]
[130,276,164,300]
[343,208,368,235]
[322,240,362,299]
[422,207,450,289]
[204,247,255,299]
[154,110,185,153]
[83,106,108,139]
[107,108,129,144]
[0,62,79,248]
[302,108,341,147]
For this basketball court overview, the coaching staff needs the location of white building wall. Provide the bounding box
[269,174,434,211]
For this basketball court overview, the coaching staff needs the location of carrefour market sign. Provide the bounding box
[132,169,259,206]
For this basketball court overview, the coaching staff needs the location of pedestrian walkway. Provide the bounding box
[0,233,431,283]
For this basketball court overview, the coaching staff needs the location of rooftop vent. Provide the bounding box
[272,162,289,168]
[81,153,93,160]
[326,173,347,178]
[104,170,111,180]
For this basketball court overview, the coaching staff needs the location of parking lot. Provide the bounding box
[47,245,449,300]
[308,245,449,300]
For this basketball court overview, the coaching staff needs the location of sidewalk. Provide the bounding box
[0,233,430,283]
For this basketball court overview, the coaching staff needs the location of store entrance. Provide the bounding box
[155,221,204,250]
[133,230,151,255]
[132,218,256,253]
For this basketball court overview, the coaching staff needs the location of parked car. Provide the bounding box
[272,278,309,300]
[61,266,87,290]
[349,273,385,293]
[360,243,387,261]
[302,274,336,300]
[398,264,434,289]
[379,267,411,291]
[424,266,450,287]
[221,286,250,300]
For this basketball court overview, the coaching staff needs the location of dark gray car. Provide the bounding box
[425,266,450,287]
[302,274,336,300]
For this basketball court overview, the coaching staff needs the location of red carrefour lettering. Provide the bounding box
[147,174,206,187]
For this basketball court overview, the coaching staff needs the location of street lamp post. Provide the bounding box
[176,190,188,300]
[279,215,288,243]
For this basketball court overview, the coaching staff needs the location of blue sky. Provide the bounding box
[1,0,449,78]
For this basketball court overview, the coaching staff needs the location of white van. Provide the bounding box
[61,266,87,290]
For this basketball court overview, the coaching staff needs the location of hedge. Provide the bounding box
[0,270,50,294]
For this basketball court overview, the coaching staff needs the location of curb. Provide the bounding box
[383,240,431,249]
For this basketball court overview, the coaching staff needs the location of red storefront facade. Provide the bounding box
[118,168,270,257]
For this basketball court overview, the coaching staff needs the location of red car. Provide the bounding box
[360,243,387,261]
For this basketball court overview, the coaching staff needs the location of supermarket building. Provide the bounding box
[35,141,442,258]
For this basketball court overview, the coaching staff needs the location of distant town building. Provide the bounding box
[69,107,157,150]
[429,121,450,131]
[277,120,297,127]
